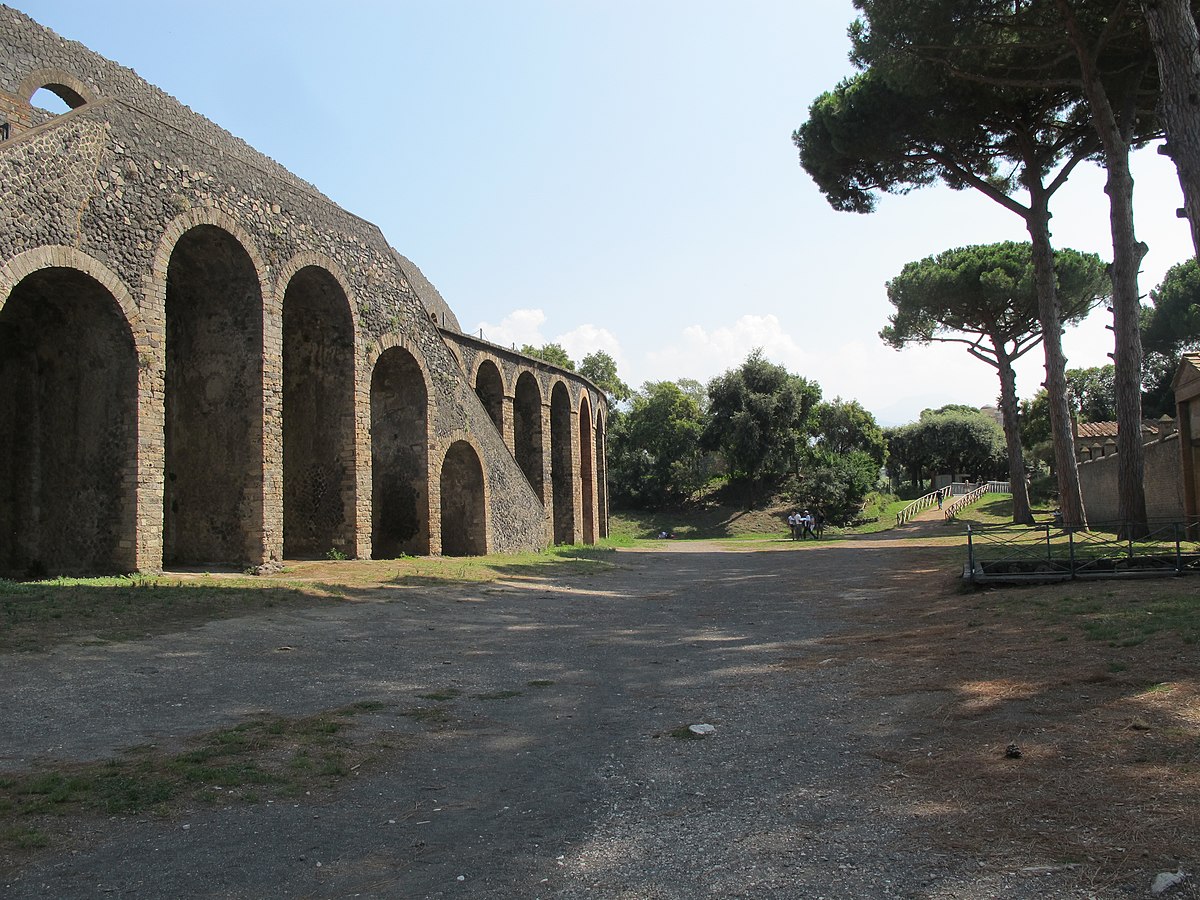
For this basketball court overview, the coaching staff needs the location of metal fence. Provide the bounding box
[964,519,1200,582]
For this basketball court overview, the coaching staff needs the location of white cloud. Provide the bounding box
[633,314,1012,426]
[474,308,546,349]
[474,309,628,370]
[554,323,626,370]
[644,314,810,382]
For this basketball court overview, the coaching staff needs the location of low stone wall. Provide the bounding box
[1077,432,1185,523]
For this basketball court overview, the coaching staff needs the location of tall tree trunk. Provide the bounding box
[995,352,1035,525]
[1058,0,1150,536]
[1141,0,1200,257]
[1024,183,1088,528]
[1105,153,1151,535]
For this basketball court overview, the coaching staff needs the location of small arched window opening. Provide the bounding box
[30,84,86,114]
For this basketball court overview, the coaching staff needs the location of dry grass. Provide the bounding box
[0,545,621,654]
[827,572,1200,886]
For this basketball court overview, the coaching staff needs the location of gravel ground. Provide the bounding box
[0,529,1189,898]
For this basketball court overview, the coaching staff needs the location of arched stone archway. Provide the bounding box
[474,359,504,433]
[550,381,575,544]
[0,267,138,575]
[513,371,544,500]
[283,265,356,558]
[18,68,93,108]
[164,224,264,566]
[595,409,608,539]
[371,346,429,557]
[440,440,486,556]
[579,395,595,544]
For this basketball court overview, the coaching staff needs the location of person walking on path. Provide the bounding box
[801,509,815,540]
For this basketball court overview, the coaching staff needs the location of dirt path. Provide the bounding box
[0,524,1187,898]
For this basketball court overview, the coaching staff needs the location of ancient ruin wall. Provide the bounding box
[0,6,587,571]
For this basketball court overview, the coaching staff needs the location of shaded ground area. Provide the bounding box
[0,517,1196,898]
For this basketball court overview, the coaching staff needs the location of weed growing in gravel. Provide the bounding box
[666,725,705,741]
[0,578,329,653]
[417,688,462,702]
[399,706,453,725]
[0,704,381,857]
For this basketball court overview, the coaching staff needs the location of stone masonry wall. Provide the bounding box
[0,6,605,570]
[1077,433,1185,523]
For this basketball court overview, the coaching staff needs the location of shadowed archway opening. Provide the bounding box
[514,371,544,500]
[371,347,429,558]
[596,410,608,538]
[283,266,355,558]
[440,441,486,556]
[579,395,595,544]
[0,268,138,576]
[475,360,504,433]
[550,381,575,544]
[164,225,263,566]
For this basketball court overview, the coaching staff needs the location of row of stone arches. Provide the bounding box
[470,357,607,546]
[0,226,495,575]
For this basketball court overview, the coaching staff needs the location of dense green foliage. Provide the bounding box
[882,243,1107,355]
[603,352,889,523]
[578,350,631,404]
[607,381,710,507]
[1142,259,1200,416]
[886,406,1007,490]
[519,342,575,371]
[701,350,822,489]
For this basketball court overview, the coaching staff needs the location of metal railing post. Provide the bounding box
[967,524,975,576]
[1068,527,1077,577]
[1175,522,1183,574]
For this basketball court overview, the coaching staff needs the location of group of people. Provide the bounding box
[787,509,820,541]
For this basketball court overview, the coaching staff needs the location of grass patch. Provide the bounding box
[990,582,1200,647]
[399,706,453,725]
[417,688,461,702]
[0,542,629,654]
[474,690,523,701]
[0,826,48,849]
[0,576,333,653]
[0,704,382,856]
[953,495,1057,526]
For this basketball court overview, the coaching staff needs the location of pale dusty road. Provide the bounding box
[0,529,1136,898]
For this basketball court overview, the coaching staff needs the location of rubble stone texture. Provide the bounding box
[0,6,607,575]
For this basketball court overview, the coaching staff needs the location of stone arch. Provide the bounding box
[162,222,265,566]
[0,262,138,575]
[280,261,357,558]
[370,343,430,558]
[1,246,143,335]
[439,439,488,556]
[17,68,94,109]
[473,358,505,434]
[2,247,158,570]
[513,369,544,502]
[550,379,576,544]
[579,394,596,545]
[595,406,608,539]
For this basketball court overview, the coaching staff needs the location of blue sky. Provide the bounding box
[18,0,1194,425]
